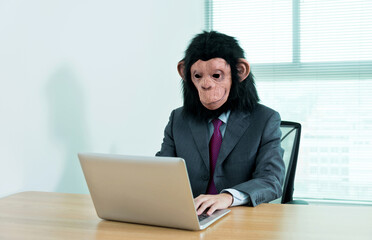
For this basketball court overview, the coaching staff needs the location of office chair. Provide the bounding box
[271,121,307,204]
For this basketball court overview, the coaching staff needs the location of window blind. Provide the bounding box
[208,0,372,203]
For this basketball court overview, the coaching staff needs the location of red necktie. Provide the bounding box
[206,119,223,194]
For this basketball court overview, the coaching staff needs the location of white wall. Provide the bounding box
[0,0,204,197]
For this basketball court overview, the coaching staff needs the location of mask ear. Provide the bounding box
[237,58,250,82]
[177,60,185,81]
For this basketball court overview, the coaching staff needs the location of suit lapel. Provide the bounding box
[216,110,252,168]
[188,117,210,171]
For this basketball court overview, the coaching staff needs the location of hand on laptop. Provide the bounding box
[194,193,233,216]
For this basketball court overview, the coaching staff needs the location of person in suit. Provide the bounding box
[156,31,284,215]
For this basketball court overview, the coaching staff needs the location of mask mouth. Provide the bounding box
[200,91,227,110]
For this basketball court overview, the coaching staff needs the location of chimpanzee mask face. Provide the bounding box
[178,57,250,110]
[189,58,232,110]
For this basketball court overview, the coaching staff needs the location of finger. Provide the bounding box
[194,194,207,210]
[207,204,218,216]
[206,194,233,215]
[197,199,215,215]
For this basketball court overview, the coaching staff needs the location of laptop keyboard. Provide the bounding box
[198,213,210,222]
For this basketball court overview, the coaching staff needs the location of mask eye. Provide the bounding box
[212,74,220,78]
[195,74,201,78]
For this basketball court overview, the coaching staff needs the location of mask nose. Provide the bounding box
[201,77,213,90]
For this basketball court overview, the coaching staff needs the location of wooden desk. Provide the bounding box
[0,192,371,240]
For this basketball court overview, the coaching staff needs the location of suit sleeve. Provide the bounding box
[233,111,285,206]
[156,110,176,157]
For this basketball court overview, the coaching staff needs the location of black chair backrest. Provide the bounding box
[280,121,301,204]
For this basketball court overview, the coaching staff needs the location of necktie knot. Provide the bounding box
[212,119,223,130]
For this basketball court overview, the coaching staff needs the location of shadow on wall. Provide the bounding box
[46,66,90,193]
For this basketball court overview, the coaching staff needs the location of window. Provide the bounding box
[207,0,372,203]
[211,1,293,63]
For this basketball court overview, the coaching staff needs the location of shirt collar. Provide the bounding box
[209,110,231,124]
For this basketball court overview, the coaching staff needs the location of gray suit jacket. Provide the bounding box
[156,104,285,206]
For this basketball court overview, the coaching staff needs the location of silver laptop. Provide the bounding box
[78,153,230,230]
